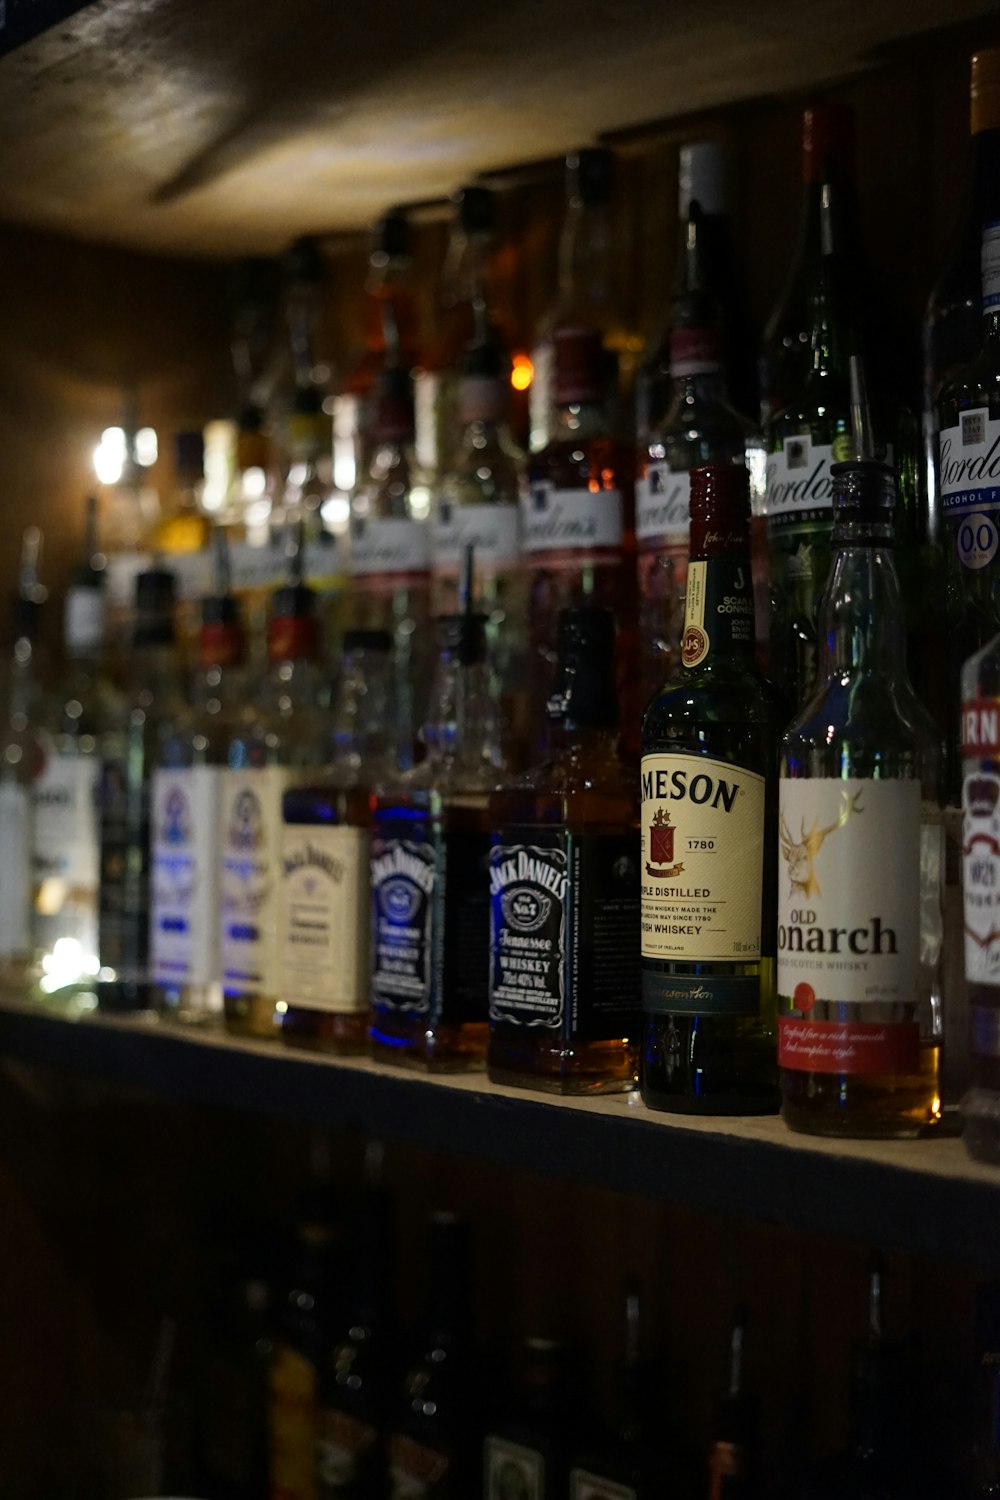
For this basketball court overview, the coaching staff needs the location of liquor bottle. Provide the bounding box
[779,359,943,1138]
[764,168,915,716]
[640,463,781,1115]
[524,325,635,734]
[387,1211,481,1499]
[32,499,119,999]
[281,628,396,1055]
[269,1185,340,1500]
[796,1259,916,1500]
[483,1337,580,1500]
[569,1278,688,1500]
[0,529,46,983]
[315,1154,395,1498]
[370,561,501,1070]
[637,198,763,704]
[432,340,528,760]
[487,605,640,1093]
[198,1270,273,1500]
[350,363,432,768]
[98,565,186,1012]
[221,543,332,1039]
[416,186,499,481]
[938,54,1000,804]
[150,537,247,1023]
[638,140,755,442]
[148,428,212,555]
[971,1283,1000,1498]
[760,102,856,427]
[924,50,1000,545]
[705,1310,757,1500]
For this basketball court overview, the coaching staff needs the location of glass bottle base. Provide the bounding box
[640,1083,779,1116]
[487,1032,638,1096]
[223,991,280,1041]
[281,1007,368,1055]
[781,1049,941,1140]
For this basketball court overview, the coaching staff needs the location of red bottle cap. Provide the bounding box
[669,325,722,376]
[553,327,605,405]
[802,101,855,184]
[267,611,318,663]
[199,618,245,668]
[688,463,751,557]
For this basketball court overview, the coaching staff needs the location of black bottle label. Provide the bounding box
[488,832,640,1040]
[681,557,755,668]
[371,837,436,1014]
[438,829,491,1027]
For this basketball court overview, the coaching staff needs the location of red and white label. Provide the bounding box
[522,484,622,564]
[350,516,429,580]
[963,698,1000,757]
[778,1016,920,1075]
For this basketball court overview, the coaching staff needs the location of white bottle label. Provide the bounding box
[0,780,30,959]
[521,483,623,560]
[570,1471,638,1500]
[764,437,836,523]
[220,767,288,997]
[280,823,370,1012]
[963,769,1000,984]
[484,1436,545,1500]
[350,516,429,579]
[64,587,105,656]
[32,753,100,893]
[432,500,521,574]
[640,754,765,964]
[636,464,690,545]
[150,766,221,988]
[984,219,1000,312]
[939,409,1000,570]
[777,777,920,1006]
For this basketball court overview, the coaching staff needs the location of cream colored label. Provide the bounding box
[280,824,370,1012]
[682,559,708,666]
[778,777,920,1005]
[640,753,764,960]
[220,766,289,996]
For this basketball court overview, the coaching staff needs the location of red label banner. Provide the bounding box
[778,1017,921,1075]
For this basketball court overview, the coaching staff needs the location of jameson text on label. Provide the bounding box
[777,777,920,1008]
[281,824,370,1013]
[521,484,623,558]
[640,754,765,962]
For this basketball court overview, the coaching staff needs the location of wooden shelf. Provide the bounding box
[0,993,997,1264]
[0,0,997,255]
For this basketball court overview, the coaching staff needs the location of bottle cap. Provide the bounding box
[566,147,614,206]
[199,608,244,668]
[343,627,393,654]
[802,100,855,184]
[688,464,751,556]
[173,429,205,479]
[553,327,605,405]
[132,566,176,648]
[678,141,729,218]
[373,209,411,261]
[547,605,619,730]
[268,581,318,662]
[454,184,495,236]
[972,49,1000,136]
[669,324,722,376]
[283,235,325,284]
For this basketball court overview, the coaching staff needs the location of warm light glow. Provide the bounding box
[135,427,158,467]
[409,483,431,522]
[511,354,534,392]
[320,494,351,532]
[38,936,100,994]
[242,466,267,501]
[203,420,234,514]
[93,426,126,485]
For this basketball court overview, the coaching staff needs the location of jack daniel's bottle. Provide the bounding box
[487,605,640,1093]
[779,359,943,1137]
[640,463,781,1114]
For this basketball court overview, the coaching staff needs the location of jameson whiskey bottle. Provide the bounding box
[33,499,120,999]
[98,566,185,1011]
[281,630,396,1055]
[779,361,943,1138]
[150,549,248,1023]
[484,1338,580,1500]
[640,464,780,1114]
[637,202,763,705]
[487,606,640,1094]
[350,364,431,767]
[221,554,331,1039]
[387,1212,481,1500]
[370,571,502,1071]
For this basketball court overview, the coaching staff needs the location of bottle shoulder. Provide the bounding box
[643,666,787,740]
[783,674,942,769]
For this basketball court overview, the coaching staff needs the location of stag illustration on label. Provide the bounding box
[777,777,920,1007]
[963,769,1000,985]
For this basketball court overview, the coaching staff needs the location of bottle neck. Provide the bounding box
[669,366,728,409]
[817,522,905,679]
[554,397,608,441]
[972,127,1000,231]
[332,653,396,771]
[423,655,502,772]
[549,723,619,757]
[683,529,756,668]
[558,199,613,322]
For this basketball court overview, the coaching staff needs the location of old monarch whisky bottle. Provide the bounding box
[640,463,781,1115]
[779,359,943,1137]
[487,604,640,1093]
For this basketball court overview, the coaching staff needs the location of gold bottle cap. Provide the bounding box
[972,48,1000,135]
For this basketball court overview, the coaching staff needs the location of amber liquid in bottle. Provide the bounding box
[487,606,640,1094]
